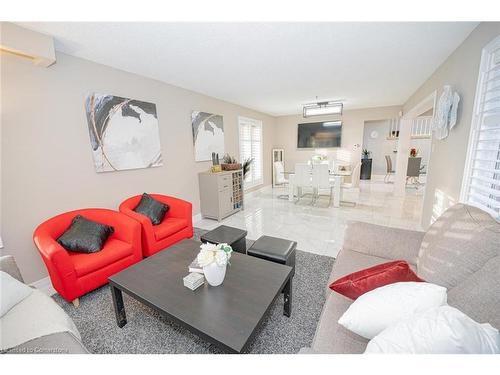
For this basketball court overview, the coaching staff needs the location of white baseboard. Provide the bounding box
[31,276,56,296]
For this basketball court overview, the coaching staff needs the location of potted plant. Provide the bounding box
[196,243,233,286]
[362,149,371,159]
[221,154,242,171]
[242,157,253,179]
[410,148,419,157]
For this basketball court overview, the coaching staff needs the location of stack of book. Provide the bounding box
[188,258,203,273]
[183,273,205,291]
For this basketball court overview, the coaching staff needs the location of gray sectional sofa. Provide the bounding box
[0,255,88,354]
[304,204,500,353]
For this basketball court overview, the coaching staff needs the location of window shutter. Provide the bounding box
[239,117,263,188]
[462,36,500,220]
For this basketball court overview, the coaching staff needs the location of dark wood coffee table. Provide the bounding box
[108,239,293,353]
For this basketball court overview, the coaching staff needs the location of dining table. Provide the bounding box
[283,169,352,207]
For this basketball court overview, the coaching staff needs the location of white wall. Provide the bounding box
[403,22,500,228]
[273,106,402,171]
[1,51,276,283]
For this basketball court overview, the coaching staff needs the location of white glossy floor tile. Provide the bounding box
[194,181,424,258]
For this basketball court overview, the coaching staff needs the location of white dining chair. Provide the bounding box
[312,163,334,206]
[338,162,360,207]
[294,163,314,204]
[273,161,288,186]
[273,161,289,200]
[329,159,335,173]
[341,162,361,189]
[384,155,395,183]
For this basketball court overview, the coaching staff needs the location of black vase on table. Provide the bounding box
[360,158,372,180]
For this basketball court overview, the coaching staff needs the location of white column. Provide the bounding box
[394,118,413,197]
[333,176,342,207]
[288,174,295,201]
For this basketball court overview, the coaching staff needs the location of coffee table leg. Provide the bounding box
[283,278,292,317]
[111,285,127,327]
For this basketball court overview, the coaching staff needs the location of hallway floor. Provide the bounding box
[194,180,425,258]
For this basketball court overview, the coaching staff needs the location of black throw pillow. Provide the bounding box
[133,193,169,225]
[57,215,114,253]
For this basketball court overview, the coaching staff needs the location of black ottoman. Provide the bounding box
[247,236,297,317]
[200,225,248,254]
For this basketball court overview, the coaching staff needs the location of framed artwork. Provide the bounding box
[85,93,162,172]
[191,111,224,162]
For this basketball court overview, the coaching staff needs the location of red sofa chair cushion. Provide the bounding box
[329,260,423,300]
[154,218,189,241]
[69,238,134,277]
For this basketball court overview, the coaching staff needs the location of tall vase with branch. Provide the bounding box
[242,158,253,180]
[241,158,253,210]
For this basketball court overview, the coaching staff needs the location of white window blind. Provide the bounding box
[461,35,500,220]
[238,116,263,189]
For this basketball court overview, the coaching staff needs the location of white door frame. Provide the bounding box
[393,91,437,197]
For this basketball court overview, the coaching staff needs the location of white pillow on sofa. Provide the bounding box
[338,282,447,339]
[365,305,500,354]
[0,271,33,317]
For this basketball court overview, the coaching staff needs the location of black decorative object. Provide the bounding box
[247,235,297,317]
[360,158,372,180]
[134,193,169,225]
[200,225,247,254]
[57,215,114,253]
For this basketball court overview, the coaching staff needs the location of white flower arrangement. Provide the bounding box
[197,243,233,267]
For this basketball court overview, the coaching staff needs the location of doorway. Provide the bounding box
[393,92,437,229]
[362,119,399,183]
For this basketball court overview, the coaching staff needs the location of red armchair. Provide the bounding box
[33,209,142,305]
[119,194,193,257]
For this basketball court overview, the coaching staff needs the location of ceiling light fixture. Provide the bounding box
[303,101,343,118]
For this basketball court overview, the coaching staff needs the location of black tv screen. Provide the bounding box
[297,121,342,148]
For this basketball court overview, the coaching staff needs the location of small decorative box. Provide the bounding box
[183,273,205,291]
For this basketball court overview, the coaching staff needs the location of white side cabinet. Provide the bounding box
[198,170,243,221]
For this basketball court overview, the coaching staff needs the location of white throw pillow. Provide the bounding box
[338,282,447,339]
[0,271,33,317]
[365,306,500,354]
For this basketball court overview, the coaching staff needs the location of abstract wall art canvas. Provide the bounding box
[191,111,224,162]
[85,93,162,172]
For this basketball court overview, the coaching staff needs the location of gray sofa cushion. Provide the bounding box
[5,332,89,354]
[312,292,368,354]
[1,289,81,351]
[417,204,500,289]
[325,248,394,297]
[342,222,424,265]
[0,255,24,283]
[317,246,419,354]
[448,256,500,330]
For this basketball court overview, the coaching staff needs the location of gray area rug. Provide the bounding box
[53,228,335,353]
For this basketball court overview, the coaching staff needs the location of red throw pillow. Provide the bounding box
[329,260,423,300]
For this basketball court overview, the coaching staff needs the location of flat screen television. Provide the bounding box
[297,121,342,149]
